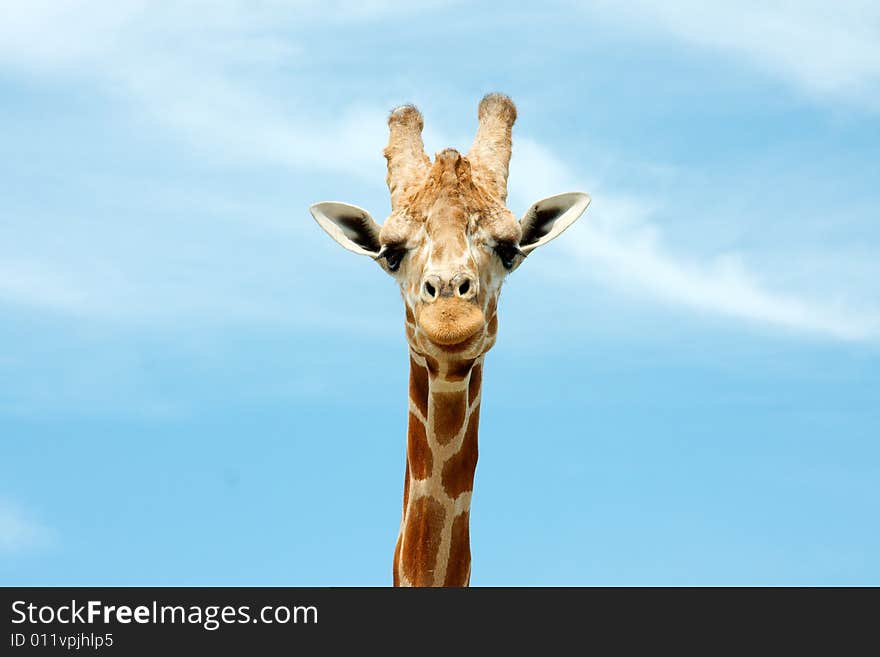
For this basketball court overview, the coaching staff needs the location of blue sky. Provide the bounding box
[1,1,878,585]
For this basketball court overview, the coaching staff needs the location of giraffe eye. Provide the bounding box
[380,245,406,272]
[494,242,522,270]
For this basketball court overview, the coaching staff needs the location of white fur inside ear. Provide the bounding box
[310,201,382,257]
[519,192,591,254]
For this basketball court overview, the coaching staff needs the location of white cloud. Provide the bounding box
[0,1,400,325]
[0,1,405,179]
[0,261,93,316]
[0,500,53,553]
[0,1,877,343]
[509,138,880,341]
[587,1,880,104]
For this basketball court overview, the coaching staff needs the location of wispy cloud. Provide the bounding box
[509,139,880,341]
[1,1,878,343]
[0,500,53,553]
[0,1,396,178]
[586,1,880,105]
[0,260,93,316]
[0,1,399,325]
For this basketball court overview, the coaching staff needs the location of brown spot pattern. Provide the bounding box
[432,391,467,445]
[425,355,440,377]
[405,304,415,324]
[407,413,432,479]
[442,405,480,499]
[468,363,482,406]
[487,313,498,336]
[402,495,446,586]
[409,357,429,418]
[446,358,475,382]
[443,511,471,586]
[402,460,410,512]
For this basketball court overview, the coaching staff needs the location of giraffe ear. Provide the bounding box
[310,201,382,257]
[518,192,591,255]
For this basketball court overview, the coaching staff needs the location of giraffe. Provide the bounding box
[310,93,590,586]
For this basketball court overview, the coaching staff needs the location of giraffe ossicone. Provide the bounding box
[310,93,591,586]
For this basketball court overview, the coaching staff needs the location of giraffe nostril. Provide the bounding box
[458,279,470,296]
[424,281,437,298]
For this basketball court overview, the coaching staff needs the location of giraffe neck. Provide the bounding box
[393,349,483,586]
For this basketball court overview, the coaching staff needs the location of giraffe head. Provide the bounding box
[311,94,590,362]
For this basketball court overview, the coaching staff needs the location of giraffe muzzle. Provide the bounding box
[417,297,485,347]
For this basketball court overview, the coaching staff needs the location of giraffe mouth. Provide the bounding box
[417,297,484,347]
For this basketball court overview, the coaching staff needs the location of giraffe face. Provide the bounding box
[377,148,521,360]
[310,95,591,361]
